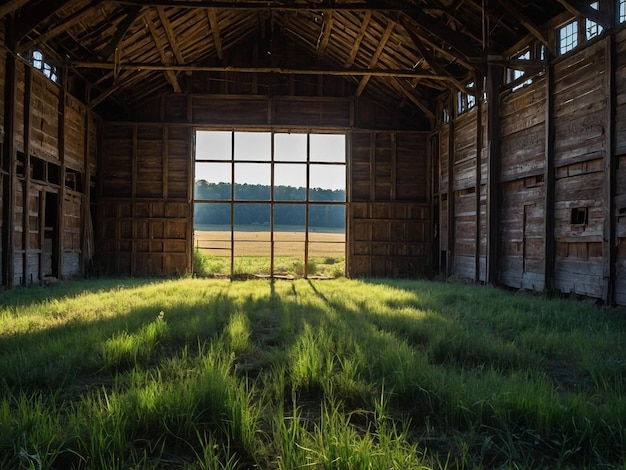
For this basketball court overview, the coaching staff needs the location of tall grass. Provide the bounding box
[0,277,625,468]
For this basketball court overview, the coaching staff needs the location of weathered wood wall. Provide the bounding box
[99,124,191,276]
[436,30,626,305]
[99,93,430,278]
[350,131,431,277]
[0,30,98,286]
[0,20,6,286]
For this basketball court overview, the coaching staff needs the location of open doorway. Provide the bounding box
[194,130,346,278]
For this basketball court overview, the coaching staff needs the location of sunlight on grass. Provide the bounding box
[0,277,625,468]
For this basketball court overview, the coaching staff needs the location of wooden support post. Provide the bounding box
[447,101,455,276]
[81,106,91,275]
[544,64,556,293]
[22,66,31,285]
[486,63,501,285]
[58,74,67,279]
[475,71,484,283]
[131,123,137,276]
[3,21,17,287]
[604,34,616,304]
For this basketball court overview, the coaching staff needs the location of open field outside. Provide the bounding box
[194,228,345,277]
[1,277,625,468]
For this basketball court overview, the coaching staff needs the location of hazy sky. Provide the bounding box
[195,131,346,191]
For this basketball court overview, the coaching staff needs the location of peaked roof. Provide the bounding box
[2,1,582,121]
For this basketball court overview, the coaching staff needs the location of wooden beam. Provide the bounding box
[0,0,30,20]
[475,70,483,283]
[486,63,501,285]
[399,9,479,65]
[72,61,459,80]
[604,34,616,303]
[497,1,550,48]
[156,6,185,65]
[317,10,335,57]
[19,0,102,52]
[399,17,468,94]
[544,63,556,293]
[344,10,371,67]
[207,8,223,60]
[114,0,408,10]
[143,13,182,93]
[556,0,610,28]
[101,6,143,60]
[355,21,394,96]
[389,77,435,121]
[15,0,77,42]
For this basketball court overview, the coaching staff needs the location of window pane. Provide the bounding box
[195,162,231,200]
[234,163,270,200]
[275,133,307,161]
[274,163,306,201]
[310,134,345,162]
[559,21,578,55]
[309,204,345,231]
[194,202,230,230]
[196,131,232,160]
[309,164,345,201]
[234,203,270,230]
[235,132,271,161]
[274,203,305,233]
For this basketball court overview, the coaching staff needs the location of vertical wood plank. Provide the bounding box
[475,72,483,282]
[604,34,616,303]
[22,66,31,285]
[544,64,556,293]
[57,73,67,279]
[447,105,455,276]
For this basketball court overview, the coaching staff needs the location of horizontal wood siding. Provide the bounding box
[349,131,431,277]
[453,111,477,279]
[498,78,546,291]
[552,40,606,299]
[99,123,191,276]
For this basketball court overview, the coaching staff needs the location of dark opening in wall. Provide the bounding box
[571,207,588,225]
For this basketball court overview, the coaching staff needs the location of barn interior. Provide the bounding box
[1,0,625,303]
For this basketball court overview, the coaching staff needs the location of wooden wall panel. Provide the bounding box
[99,123,191,276]
[30,73,60,160]
[64,96,86,172]
[349,131,430,277]
[452,111,477,279]
[615,29,626,304]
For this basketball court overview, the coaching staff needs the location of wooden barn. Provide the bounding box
[1,0,625,303]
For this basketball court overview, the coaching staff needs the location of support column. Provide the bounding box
[486,64,501,284]
[475,72,484,282]
[544,64,556,293]
[604,34,616,303]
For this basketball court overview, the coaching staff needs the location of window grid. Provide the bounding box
[559,20,578,55]
[586,2,603,40]
[621,0,626,23]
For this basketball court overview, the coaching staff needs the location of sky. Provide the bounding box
[195,131,346,191]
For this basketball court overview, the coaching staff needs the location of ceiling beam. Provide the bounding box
[497,1,550,48]
[100,6,143,60]
[156,6,185,64]
[207,8,223,60]
[71,61,462,81]
[316,10,335,57]
[355,20,394,96]
[143,13,182,93]
[399,17,468,94]
[398,8,480,65]
[19,0,102,52]
[556,0,610,28]
[344,10,372,67]
[0,0,30,20]
[112,0,408,10]
[389,76,435,121]
[15,0,78,42]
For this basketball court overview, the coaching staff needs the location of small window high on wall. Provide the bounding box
[586,2,603,39]
[28,50,59,83]
[559,20,578,55]
[621,0,626,23]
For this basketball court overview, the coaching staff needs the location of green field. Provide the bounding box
[1,278,625,468]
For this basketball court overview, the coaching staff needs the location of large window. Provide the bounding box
[194,130,346,278]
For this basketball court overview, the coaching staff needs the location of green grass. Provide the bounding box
[1,277,625,468]
[194,249,345,278]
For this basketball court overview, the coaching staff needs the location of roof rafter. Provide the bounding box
[143,12,182,93]
[207,8,223,60]
[316,10,335,57]
[355,20,394,96]
[19,0,102,53]
[0,0,30,20]
[15,0,79,42]
[156,6,185,65]
[343,10,372,67]
[497,1,550,48]
[100,6,143,60]
[389,76,435,121]
[112,0,407,11]
[556,0,610,28]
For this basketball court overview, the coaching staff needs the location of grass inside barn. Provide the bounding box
[1,278,625,468]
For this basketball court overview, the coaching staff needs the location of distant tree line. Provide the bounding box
[194,181,345,228]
